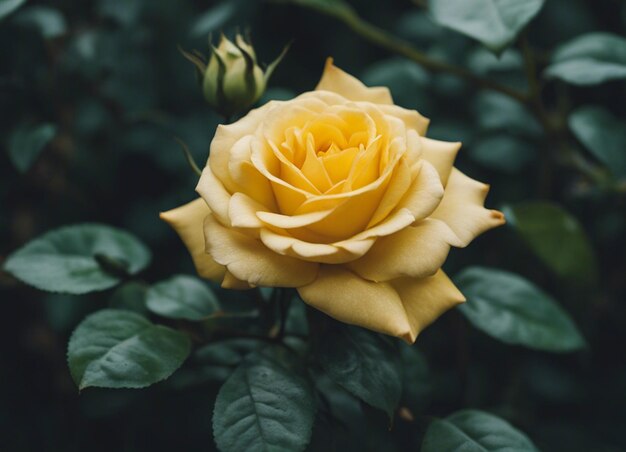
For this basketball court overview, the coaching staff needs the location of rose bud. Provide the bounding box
[182,33,287,118]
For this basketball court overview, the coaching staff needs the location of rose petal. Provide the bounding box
[420,137,461,186]
[431,168,506,246]
[203,213,318,287]
[228,192,264,229]
[209,103,273,192]
[377,104,430,136]
[228,135,277,210]
[160,198,225,281]
[348,219,463,282]
[221,270,254,290]
[316,58,393,105]
[297,266,412,338]
[392,270,466,343]
[259,228,375,264]
[396,160,445,221]
[196,166,232,225]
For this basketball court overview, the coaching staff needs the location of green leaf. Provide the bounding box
[67,309,191,390]
[7,122,56,173]
[213,349,316,452]
[109,281,149,315]
[316,325,402,417]
[456,266,586,352]
[400,344,431,413]
[422,409,539,451]
[545,32,626,85]
[503,201,598,285]
[4,224,151,294]
[14,6,66,38]
[568,106,626,179]
[428,0,545,53]
[0,0,26,20]
[469,135,536,173]
[474,91,542,137]
[146,275,219,321]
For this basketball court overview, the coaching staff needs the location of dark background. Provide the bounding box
[1,0,625,450]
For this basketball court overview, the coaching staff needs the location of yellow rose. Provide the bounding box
[162,59,505,343]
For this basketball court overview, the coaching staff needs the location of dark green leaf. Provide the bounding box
[569,106,626,179]
[470,135,536,173]
[213,349,316,452]
[503,202,598,284]
[146,275,219,321]
[467,48,523,75]
[7,122,56,173]
[456,266,586,352]
[422,409,539,451]
[4,224,151,294]
[400,344,431,413]
[67,309,191,389]
[0,0,26,20]
[544,32,626,85]
[317,325,402,416]
[474,91,542,137]
[429,0,545,52]
[109,281,149,315]
[14,6,66,38]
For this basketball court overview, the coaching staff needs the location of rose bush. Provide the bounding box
[162,59,505,342]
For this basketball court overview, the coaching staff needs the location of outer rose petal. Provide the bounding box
[316,58,393,105]
[431,168,506,246]
[203,213,318,287]
[159,199,225,281]
[392,270,466,343]
[297,266,412,339]
[420,137,461,187]
[196,166,231,225]
[221,271,254,290]
[348,219,463,282]
[208,102,274,193]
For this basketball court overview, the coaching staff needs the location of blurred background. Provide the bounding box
[1,0,625,450]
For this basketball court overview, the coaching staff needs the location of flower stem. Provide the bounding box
[293,1,528,103]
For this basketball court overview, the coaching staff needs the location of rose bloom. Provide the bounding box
[162,59,504,343]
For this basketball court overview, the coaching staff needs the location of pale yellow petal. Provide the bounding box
[348,219,463,282]
[392,270,466,343]
[208,102,273,192]
[377,104,430,136]
[203,213,318,287]
[420,137,461,186]
[397,160,445,221]
[259,228,375,264]
[297,266,412,338]
[221,271,254,290]
[228,192,264,229]
[315,58,393,105]
[160,199,225,281]
[228,135,278,210]
[196,166,232,225]
[367,157,412,227]
[430,168,506,246]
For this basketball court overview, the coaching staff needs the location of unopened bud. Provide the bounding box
[182,33,288,118]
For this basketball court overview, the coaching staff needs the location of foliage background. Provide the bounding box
[1,0,625,451]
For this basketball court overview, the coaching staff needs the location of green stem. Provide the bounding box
[520,35,607,188]
[297,2,528,103]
